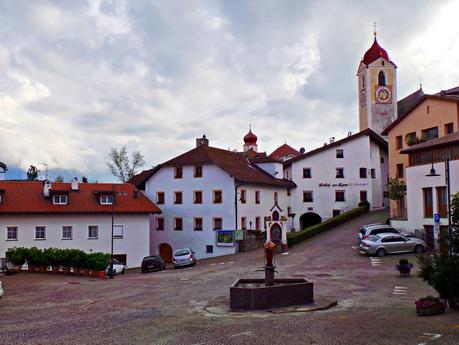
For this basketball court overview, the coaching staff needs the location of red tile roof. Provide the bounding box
[0,181,160,215]
[130,145,295,189]
[269,144,301,160]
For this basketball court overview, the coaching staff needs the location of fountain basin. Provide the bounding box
[230,278,314,311]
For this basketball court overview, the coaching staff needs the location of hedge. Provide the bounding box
[6,247,110,271]
[287,206,368,246]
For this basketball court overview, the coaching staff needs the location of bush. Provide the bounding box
[87,253,110,271]
[71,249,88,269]
[358,200,370,211]
[26,247,44,266]
[44,248,62,267]
[287,206,368,246]
[6,247,28,266]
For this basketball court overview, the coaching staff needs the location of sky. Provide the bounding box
[1,0,459,182]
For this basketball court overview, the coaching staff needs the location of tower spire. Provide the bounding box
[373,22,377,37]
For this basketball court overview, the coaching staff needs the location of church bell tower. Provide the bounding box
[358,27,397,135]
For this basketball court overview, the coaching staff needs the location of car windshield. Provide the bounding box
[359,229,365,235]
[174,249,190,256]
[368,235,380,242]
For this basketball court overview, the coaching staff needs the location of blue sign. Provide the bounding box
[434,213,440,223]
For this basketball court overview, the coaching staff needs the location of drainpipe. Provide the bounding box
[234,181,244,231]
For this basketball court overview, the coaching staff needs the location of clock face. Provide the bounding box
[375,86,392,103]
[360,89,366,107]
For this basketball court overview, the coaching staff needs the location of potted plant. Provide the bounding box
[415,296,446,316]
[88,252,110,279]
[6,247,27,273]
[26,247,42,272]
[396,258,413,275]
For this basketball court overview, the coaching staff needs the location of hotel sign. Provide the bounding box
[319,182,368,187]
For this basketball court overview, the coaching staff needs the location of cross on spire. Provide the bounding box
[373,22,377,37]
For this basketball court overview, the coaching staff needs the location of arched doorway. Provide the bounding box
[270,223,282,244]
[159,243,173,263]
[299,212,322,230]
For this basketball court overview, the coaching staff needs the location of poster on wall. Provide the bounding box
[234,229,244,241]
[216,230,235,247]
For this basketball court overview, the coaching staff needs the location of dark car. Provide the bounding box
[141,255,165,273]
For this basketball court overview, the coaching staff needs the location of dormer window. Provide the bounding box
[53,195,68,205]
[100,195,114,205]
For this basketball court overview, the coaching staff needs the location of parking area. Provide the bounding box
[1,209,458,345]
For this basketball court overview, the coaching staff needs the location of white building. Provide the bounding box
[0,179,160,267]
[397,132,459,250]
[283,129,388,230]
[131,133,295,261]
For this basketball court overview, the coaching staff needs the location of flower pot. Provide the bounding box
[415,299,445,316]
[52,266,59,274]
[14,265,22,273]
[396,263,413,275]
[62,266,70,275]
[28,265,36,272]
[95,271,106,279]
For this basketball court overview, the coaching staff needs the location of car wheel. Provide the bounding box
[113,269,117,276]
[376,248,386,257]
[414,245,424,254]
[121,268,125,274]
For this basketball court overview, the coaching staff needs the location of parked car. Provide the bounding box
[172,248,196,268]
[0,281,3,299]
[358,224,414,243]
[359,233,426,257]
[105,259,127,275]
[141,255,165,273]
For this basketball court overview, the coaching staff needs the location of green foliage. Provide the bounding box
[399,258,409,266]
[418,192,459,308]
[287,206,367,246]
[54,175,64,182]
[6,247,28,266]
[26,247,44,266]
[358,200,370,211]
[82,176,88,183]
[43,248,61,266]
[386,178,406,200]
[70,249,87,269]
[87,253,110,271]
[26,165,40,181]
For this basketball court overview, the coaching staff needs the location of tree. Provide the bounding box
[81,176,88,183]
[418,192,459,308]
[106,145,145,183]
[26,165,40,181]
[386,178,406,200]
[54,175,64,182]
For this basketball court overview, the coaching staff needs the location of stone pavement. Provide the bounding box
[0,209,458,344]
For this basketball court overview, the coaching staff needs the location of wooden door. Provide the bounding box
[159,243,173,263]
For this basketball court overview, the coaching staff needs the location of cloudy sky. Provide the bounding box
[1,0,459,181]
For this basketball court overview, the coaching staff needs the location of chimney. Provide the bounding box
[43,180,52,197]
[329,137,335,144]
[71,177,79,191]
[196,134,209,147]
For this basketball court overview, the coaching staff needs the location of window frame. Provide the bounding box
[336,149,344,158]
[53,194,68,205]
[303,190,313,202]
[335,190,345,202]
[88,225,99,239]
[174,217,183,231]
[194,165,203,178]
[156,192,165,205]
[193,190,203,204]
[174,191,183,205]
[213,217,222,231]
[156,217,164,231]
[302,168,312,178]
[174,166,183,179]
[396,135,403,150]
[240,189,246,204]
[213,190,223,204]
[6,226,18,241]
[113,224,124,239]
[359,167,367,178]
[193,217,203,231]
[100,195,114,205]
[423,188,433,218]
[62,225,73,240]
[34,226,46,240]
[396,163,404,179]
[255,190,260,204]
[241,217,247,230]
[336,167,344,179]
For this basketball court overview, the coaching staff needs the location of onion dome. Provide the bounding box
[362,37,389,65]
[243,126,257,145]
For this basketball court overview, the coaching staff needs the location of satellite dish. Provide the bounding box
[299,147,305,154]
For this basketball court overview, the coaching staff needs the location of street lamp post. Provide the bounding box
[108,184,115,279]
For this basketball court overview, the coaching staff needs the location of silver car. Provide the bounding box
[358,224,414,244]
[359,233,426,257]
[173,248,196,268]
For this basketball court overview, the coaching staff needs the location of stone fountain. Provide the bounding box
[230,241,314,311]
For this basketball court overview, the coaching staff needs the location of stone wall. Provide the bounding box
[238,230,265,252]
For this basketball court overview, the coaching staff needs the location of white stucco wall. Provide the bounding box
[0,214,150,267]
[146,164,237,259]
[289,135,387,229]
[400,160,459,241]
[370,140,389,209]
[255,162,284,177]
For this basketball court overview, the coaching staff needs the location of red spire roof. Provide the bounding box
[269,143,300,160]
[362,37,390,65]
[243,126,257,145]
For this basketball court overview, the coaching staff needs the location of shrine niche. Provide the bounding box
[266,198,288,252]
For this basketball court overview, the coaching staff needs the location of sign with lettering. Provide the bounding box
[319,182,368,187]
